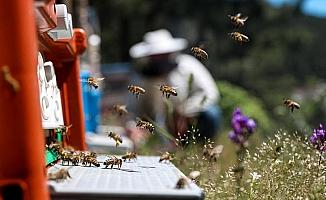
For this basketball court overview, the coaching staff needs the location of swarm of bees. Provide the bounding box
[191,46,208,60]
[112,104,128,116]
[136,119,155,134]
[104,156,123,169]
[48,168,71,182]
[86,77,105,89]
[283,98,300,112]
[159,152,173,163]
[228,13,248,28]
[159,84,178,98]
[128,85,146,99]
[122,152,137,162]
[203,144,223,162]
[107,131,123,147]
[228,13,250,44]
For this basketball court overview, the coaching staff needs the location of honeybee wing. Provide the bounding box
[242,35,250,42]
[241,16,248,21]
[60,124,72,131]
[135,117,142,122]
[198,43,206,49]
[293,102,300,109]
[154,84,162,90]
[119,105,128,112]
[155,84,178,89]
[96,77,105,81]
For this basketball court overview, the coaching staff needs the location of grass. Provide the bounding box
[168,130,326,199]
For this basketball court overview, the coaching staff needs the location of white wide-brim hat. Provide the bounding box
[129,29,188,59]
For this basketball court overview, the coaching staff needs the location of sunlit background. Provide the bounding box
[60,0,326,161]
[68,0,325,131]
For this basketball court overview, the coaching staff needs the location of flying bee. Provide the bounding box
[228,32,250,44]
[84,77,105,89]
[136,119,155,134]
[283,98,300,112]
[103,156,122,169]
[159,84,177,99]
[48,168,71,182]
[59,124,72,135]
[128,85,146,99]
[122,152,137,162]
[191,47,208,60]
[203,145,223,162]
[112,104,128,116]
[228,13,248,27]
[107,131,123,147]
[159,152,173,163]
[175,177,189,189]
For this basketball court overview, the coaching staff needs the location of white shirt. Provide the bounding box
[167,54,219,117]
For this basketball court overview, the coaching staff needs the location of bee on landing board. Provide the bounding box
[82,156,100,167]
[112,104,128,116]
[107,131,123,147]
[228,32,250,44]
[122,152,137,162]
[283,99,300,112]
[136,119,155,134]
[175,177,189,189]
[191,47,208,60]
[128,85,146,99]
[103,156,122,169]
[48,168,71,182]
[159,84,177,99]
[159,152,173,163]
[228,13,248,28]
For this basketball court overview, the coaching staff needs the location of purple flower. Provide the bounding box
[310,124,326,152]
[246,119,256,134]
[229,107,256,145]
[229,131,241,144]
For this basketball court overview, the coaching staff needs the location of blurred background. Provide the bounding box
[61,0,326,157]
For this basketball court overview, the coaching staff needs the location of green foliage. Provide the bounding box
[217,81,273,135]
